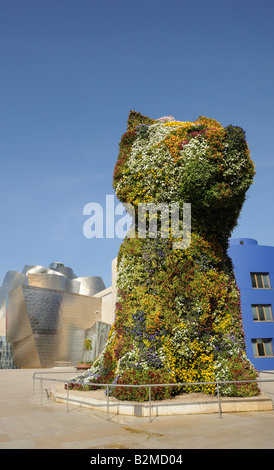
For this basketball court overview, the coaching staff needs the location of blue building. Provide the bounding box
[228,238,274,370]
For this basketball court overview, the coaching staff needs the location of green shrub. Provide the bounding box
[111,369,175,401]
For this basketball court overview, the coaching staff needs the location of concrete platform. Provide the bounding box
[1,368,274,449]
[52,385,273,417]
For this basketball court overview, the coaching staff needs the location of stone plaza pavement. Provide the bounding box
[0,368,274,449]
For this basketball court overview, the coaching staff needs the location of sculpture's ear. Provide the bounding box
[127,110,154,131]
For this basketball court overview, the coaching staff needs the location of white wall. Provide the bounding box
[93,257,117,325]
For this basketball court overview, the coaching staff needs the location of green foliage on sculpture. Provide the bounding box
[74,111,258,400]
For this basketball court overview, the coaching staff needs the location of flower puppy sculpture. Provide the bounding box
[73,111,259,400]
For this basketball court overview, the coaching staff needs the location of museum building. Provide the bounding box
[0,260,117,368]
[228,238,274,370]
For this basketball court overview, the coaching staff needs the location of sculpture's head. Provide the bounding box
[113,111,255,246]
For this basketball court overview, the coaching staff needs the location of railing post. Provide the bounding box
[40,377,43,405]
[32,372,35,398]
[66,382,69,412]
[258,371,262,393]
[216,380,222,419]
[149,385,152,422]
[107,385,109,421]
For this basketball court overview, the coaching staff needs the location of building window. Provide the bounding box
[251,273,271,289]
[252,304,273,322]
[252,339,273,357]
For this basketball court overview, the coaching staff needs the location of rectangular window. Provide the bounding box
[251,273,271,289]
[252,339,273,357]
[251,304,273,321]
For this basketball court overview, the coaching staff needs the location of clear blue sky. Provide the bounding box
[0,0,273,287]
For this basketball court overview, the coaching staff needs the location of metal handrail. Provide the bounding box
[32,369,82,398]
[32,373,274,422]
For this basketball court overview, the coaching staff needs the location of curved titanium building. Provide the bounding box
[228,239,274,370]
[0,262,113,368]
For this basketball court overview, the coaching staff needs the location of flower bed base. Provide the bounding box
[52,384,273,417]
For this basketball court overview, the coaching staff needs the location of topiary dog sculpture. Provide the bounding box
[74,111,258,400]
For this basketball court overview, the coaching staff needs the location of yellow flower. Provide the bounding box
[162,121,194,127]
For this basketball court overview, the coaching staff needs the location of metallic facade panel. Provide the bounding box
[2,271,27,289]
[77,276,106,296]
[27,273,80,294]
[7,286,41,368]
[7,285,102,367]
[0,271,27,320]
[22,265,65,277]
[50,265,77,279]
